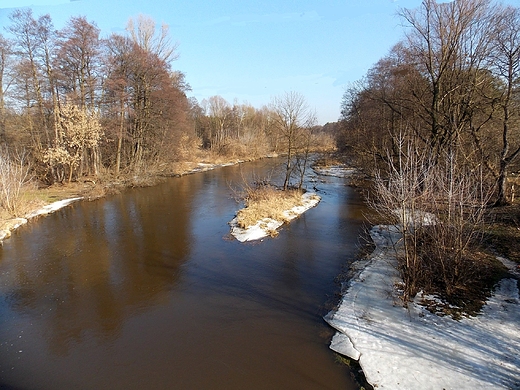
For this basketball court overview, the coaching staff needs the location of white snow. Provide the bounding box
[325,224,520,390]
[188,161,243,173]
[229,192,320,242]
[25,197,83,219]
[393,208,438,227]
[0,197,82,244]
[312,165,356,178]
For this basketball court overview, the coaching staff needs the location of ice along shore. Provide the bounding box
[325,224,520,390]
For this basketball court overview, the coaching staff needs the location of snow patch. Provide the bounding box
[313,165,356,178]
[393,208,437,227]
[1,198,82,244]
[325,225,520,390]
[25,197,83,219]
[496,256,520,278]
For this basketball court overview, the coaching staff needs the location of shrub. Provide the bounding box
[372,133,492,302]
[0,146,31,217]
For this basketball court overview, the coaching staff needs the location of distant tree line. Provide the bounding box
[0,10,334,186]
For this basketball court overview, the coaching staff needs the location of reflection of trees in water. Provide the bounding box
[0,159,286,359]
[0,177,194,356]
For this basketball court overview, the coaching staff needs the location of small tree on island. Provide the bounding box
[271,91,316,190]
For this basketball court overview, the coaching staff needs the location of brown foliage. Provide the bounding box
[338,0,520,205]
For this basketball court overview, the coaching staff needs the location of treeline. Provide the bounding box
[0,10,333,187]
[337,0,520,302]
[338,0,520,206]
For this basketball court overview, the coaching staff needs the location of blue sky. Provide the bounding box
[1,0,515,124]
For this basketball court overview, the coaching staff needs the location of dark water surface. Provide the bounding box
[0,159,366,390]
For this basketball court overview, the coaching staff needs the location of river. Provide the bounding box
[0,158,367,390]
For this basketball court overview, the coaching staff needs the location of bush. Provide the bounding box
[372,133,493,302]
[0,146,31,217]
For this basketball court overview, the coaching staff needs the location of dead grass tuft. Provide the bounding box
[235,185,304,229]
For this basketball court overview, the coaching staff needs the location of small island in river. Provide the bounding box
[229,189,320,242]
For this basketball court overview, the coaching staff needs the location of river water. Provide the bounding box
[0,158,366,390]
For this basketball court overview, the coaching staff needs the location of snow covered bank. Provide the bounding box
[229,192,320,242]
[25,197,83,219]
[312,165,356,178]
[325,225,520,390]
[179,161,246,175]
[0,218,28,242]
[189,162,237,172]
[0,197,82,244]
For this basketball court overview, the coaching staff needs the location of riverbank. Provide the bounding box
[325,226,520,390]
[0,197,83,243]
[315,160,520,388]
[0,158,256,245]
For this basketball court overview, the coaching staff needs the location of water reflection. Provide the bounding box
[0,159,365,390]
[0,177,195,356]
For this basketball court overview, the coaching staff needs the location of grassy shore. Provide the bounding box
[0,157,254,243]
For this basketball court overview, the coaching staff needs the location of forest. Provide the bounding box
[338,0,520,204]
[0,9,333,218]
[337,0,520,303]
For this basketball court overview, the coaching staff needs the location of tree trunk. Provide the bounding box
[283,134,292,190]
[116,100,124,175]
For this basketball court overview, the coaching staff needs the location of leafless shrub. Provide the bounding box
[0,146,31,217]
[372,132,492,301]
[371,133,429,300]
[418,151,492,297]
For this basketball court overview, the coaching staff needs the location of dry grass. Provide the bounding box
[235,185,304,229]
[0,154,257,228]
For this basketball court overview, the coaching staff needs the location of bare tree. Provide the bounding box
[103,17,188,173]
[338,44,428,169]
[399,0,495,153]
[103,33,133,174]
[0,146,30,216]
[271,91,316,190]
[8,9,51,149]
[35,14,60,144]
[372,131,491,301]
[0,34,13,142]
[203,95,232,151]
[230,102,271,157]
[126,14,179,64]
[489,6,520,205]
[56,16,101,110]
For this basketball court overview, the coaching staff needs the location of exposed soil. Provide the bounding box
[483,202,520,264]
